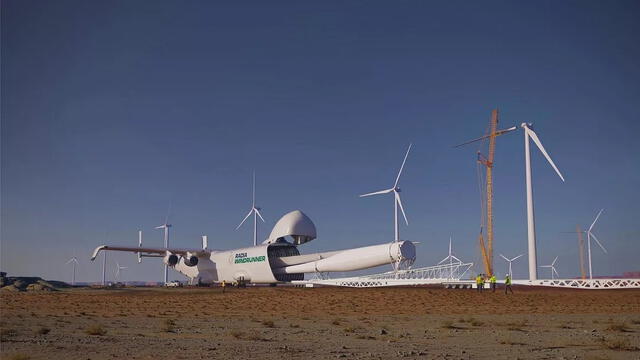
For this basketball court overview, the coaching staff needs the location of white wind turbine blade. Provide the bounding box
[155,225,165,229]
[589,208,604,232]
[499,254,509,262]
[395,192,409,225]
[552,267,559,278]
[552,256,558,266]
[360,188,394,197]
[394,143,412,188]
[589,232,608,253]
[255,208,265,222]
[511,254,524,261]
[524,126,565,182]
[236,209,253,230]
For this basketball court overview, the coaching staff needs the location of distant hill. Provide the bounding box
[0,272,70,292]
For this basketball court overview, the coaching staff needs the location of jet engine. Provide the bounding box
[163,253,179,266]
[182,253,199,267]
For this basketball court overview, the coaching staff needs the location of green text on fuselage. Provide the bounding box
[234,255,266,264]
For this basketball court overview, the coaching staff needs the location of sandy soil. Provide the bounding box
[1,286,639,359]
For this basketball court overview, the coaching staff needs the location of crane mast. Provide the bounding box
[576,225,586,280]
[477,109,499,276]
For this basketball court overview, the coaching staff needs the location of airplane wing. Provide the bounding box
[90,245,210,261]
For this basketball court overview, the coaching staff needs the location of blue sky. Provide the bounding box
[2,1,639,283]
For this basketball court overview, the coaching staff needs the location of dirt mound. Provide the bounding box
[0,275,65,292]
[0,284,21,292]
[26,283,56,292]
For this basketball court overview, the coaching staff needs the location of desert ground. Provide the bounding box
[1,285,639,359]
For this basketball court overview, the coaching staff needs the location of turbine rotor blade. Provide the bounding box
[394,143,412,188]
[499,254,509,261]
[360,188,394,197]
[589,208,604,232]
[524,126,565,182]
[236,209,253,230]
[395,192,409,225]
[255,208,266,222]
[552,256,558,266]
[512,254,525,261]
[589,232,608,253]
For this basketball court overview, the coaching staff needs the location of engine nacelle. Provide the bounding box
[183,254,199,267]
[163,253,179,267]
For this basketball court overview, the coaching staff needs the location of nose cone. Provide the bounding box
[265,210,317,245]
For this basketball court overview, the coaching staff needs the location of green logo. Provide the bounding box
[234,252,266,264]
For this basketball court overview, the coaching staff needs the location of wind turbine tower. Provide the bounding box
[456,120,564,280]
[115,261,128,283]
[360,143,412,245]
[66,256,79,286]
[101,251,107,286]
[237,171,266,246]
[155,219,172,284]
[499,253,524,279]
[438,237,462,279]
[540,256,560,280]
[586,209,607,280]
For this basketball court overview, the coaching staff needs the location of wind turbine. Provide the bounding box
[438,237,462,279]
[540,256,559,280]
[499,253,524,279]
[65,256,79,286]
[155,209,172,284]
[102,251,107,286]
[455,122,564,280]
[360,143,412,245]
[236,171,265,246]
[115,261,127,283]
[586,209,607,280]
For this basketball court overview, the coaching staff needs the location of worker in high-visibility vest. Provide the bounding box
[221,280,227,293]
[476,274,483,292]
[504,275,513,294]
[490,275,497,292]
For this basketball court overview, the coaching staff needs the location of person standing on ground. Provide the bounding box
[490,274,497,292]
[476,274,482,292]
[504,275,513,294]
[221,280,226,293]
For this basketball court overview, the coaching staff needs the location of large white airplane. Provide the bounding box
[91,210,416,284]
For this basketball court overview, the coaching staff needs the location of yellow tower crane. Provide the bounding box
[576,225,587,280]
[456,109,515,277]
[476,109,499,276]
